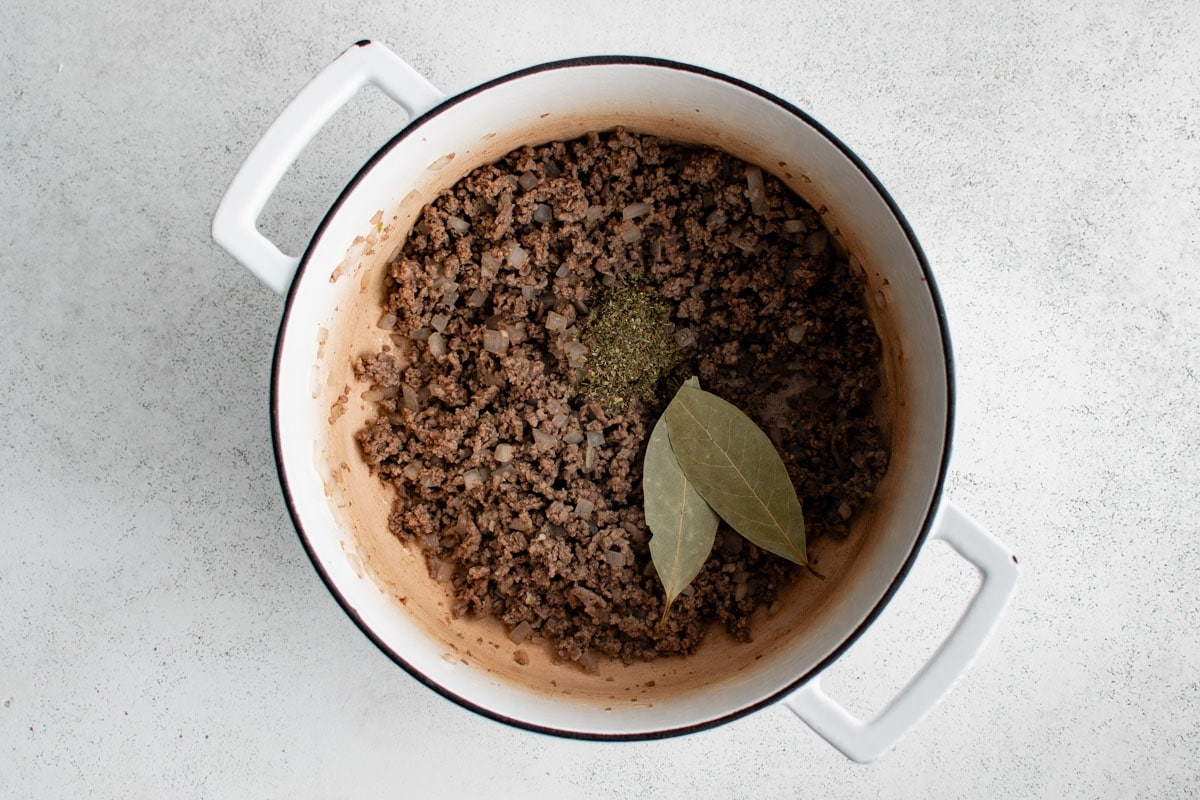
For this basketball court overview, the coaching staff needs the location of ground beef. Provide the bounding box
[354,129,888,667]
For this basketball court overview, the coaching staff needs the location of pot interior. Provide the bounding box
[275,60,950,736]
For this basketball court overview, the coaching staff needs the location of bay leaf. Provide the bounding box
[664,384,808,565]
[644,378,719,620]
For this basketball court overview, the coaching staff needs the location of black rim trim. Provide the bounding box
[270,53,956,742]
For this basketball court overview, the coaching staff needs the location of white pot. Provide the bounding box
[213,41,1017,763]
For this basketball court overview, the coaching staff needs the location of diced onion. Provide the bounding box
[361,385,398,402]
[402,384,420,412]
[622,201,651,220]
[805,229,828,255]
[463,468,484,490]
[586,430,605,447]
[518,171,538,191]
[428,332,447,358]
[508,245,529,268]
[746,166,767,215]
[494,444,514,463]
[585,204,605,223]
[620,225,642,244]
[604,550,625,568]
[409,326,431,341]
[431,313,450,332]
[467,288,488,307]
[562,340,588,368]
[783,219,804,233]
[481,251,501,277]
[483,328,509,355]
[563,430,585,445]
[575,498,594,519]
[571,586,604,606]
[446,215,471,234]
[532,427,555,450]
[706,209,727,227]
[377,312,398,330]
[674,327,697,348]
[509,621,533,643]
[533,203,553,223]
[545,311,568,332]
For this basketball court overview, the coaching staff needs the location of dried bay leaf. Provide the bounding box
[644,378,719,619]
[664,384,808,565]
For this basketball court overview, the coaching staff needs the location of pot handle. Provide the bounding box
[212,40,444,294]
[784,502,1018,763]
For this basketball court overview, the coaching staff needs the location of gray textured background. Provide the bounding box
[3,0,1198,797]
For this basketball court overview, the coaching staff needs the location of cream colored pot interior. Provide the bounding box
[275,62,949,735]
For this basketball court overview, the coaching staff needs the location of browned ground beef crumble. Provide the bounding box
[354,129,887,667]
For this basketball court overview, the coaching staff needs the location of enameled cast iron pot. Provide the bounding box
[213,40,1018,762]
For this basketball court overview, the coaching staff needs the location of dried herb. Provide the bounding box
[576,282,679,411]
[663,383,808,566]
[641,379,811,613]
[643,378,720,623]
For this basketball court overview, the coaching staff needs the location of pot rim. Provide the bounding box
[269,54,956,741]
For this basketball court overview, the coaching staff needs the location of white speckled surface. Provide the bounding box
[2,1,1198,796]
